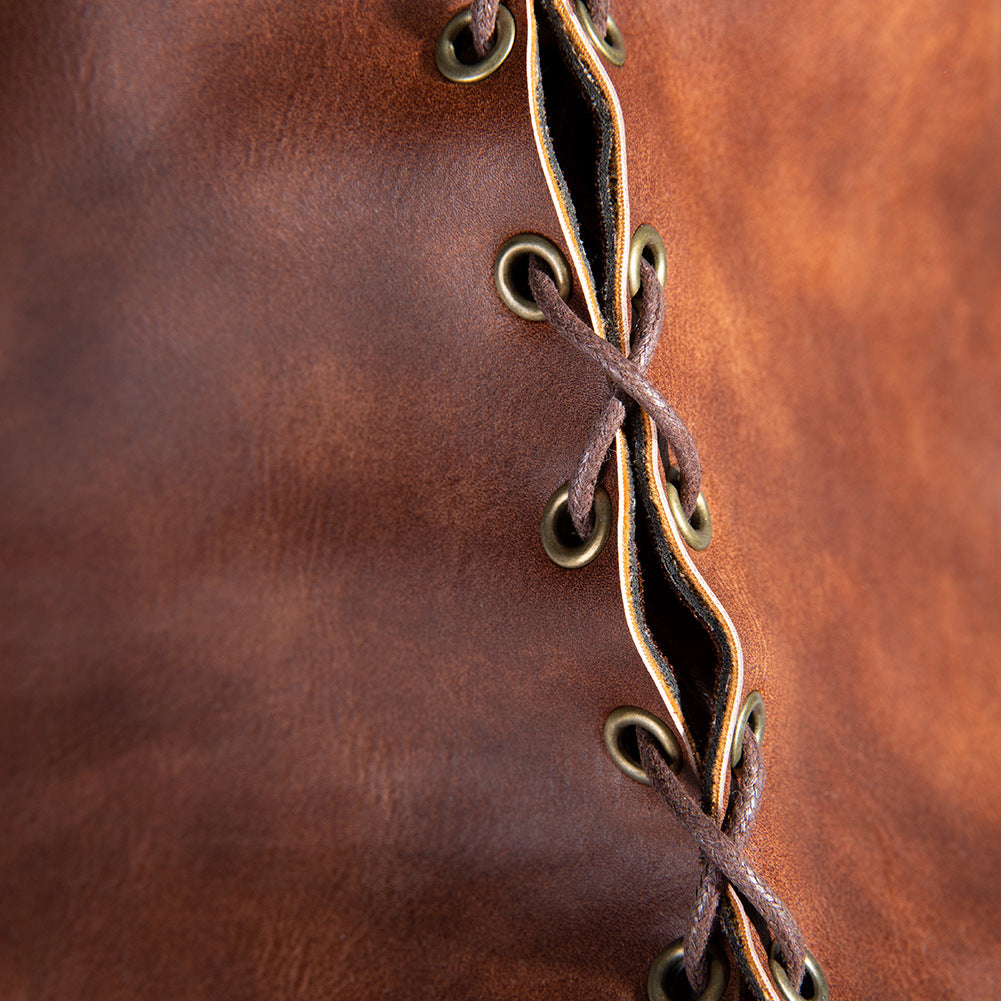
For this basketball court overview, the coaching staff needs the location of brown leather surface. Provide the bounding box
[0,3,700,999]
[2,2,1000,1000]
[618,2,1001,998]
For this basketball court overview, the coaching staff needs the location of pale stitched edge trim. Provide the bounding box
[524,0,743,808]
[645,414,744,822]
[615,427,700,773]
[544,0,632,345]
[524,0,629,340]
[727,887,784,1001]
[526,8,771,993]
[526,1,698,763]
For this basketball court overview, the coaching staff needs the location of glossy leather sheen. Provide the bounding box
[1,4,999,1001]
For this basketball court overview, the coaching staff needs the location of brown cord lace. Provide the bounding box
[637,728,808,995]
[524,254,807,995]
[528,257,702,540]
[471,0,610,59]
[528,258,808,992]
[525,259,804,991]
[467,5,808,994]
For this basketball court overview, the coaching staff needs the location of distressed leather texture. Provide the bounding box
[2,2,1000,1000]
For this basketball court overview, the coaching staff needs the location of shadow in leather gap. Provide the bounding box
[535,3,607,302]
[634,492,717,753]
[507,252,562,311]
[449,24,489,65]
[660,962,716,1001]
[551,501,587,546]
[615,723,678,776]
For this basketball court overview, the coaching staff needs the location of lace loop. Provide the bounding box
[471,0,610,59]
[527,256,702,539]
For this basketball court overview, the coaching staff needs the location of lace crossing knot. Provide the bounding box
[637,728,808,995]
[527,256,702,540]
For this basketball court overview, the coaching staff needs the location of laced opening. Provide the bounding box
[527,256,702,540]
[637,727,808,996]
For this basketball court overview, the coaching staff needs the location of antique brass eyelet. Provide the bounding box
[629,224,668,297]
[603,706,682,784]
[647,939,729,1001]
[664,465,712,551]
[575,1,626,66]
[435,5,516,84]
[540,483,611,568]
[731,690,766,769]
[495,233,571,321]
[769,945,829,1001]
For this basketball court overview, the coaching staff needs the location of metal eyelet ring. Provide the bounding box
[603,706,682,785]
[647,939,729,1001]
[540,483,611,569]
[495,233,571,321]
[629,224,668,297]
[769,944,829,1001]
[575,0,626,66]
[731,690,766,769]
[435,4,516,84]
[664,465,712,551]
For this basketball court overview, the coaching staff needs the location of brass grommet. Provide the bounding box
[647,939,729,1001]
[769,945,829,1001]
[575,0,626,66]
[629,223,668,297]
[664,465,712,551]
[495,233,571,322]
[435,4,516,84]
[603,706,682,785]
[731,690,766,769]
[540,483,611,569]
